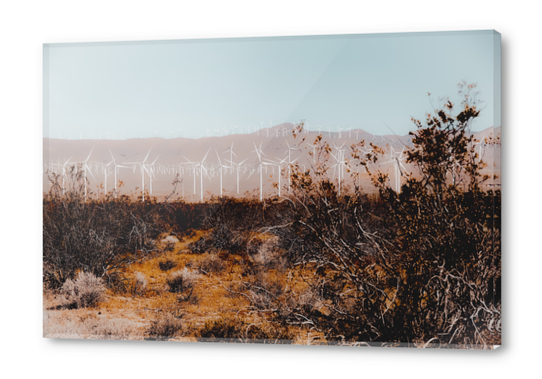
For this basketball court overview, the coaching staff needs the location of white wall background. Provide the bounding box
[0,1,538,378]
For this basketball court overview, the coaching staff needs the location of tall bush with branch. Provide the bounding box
[43,165,161,289]
[242,83,500,347]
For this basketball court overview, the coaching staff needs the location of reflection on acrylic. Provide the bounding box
[43,30,501,348]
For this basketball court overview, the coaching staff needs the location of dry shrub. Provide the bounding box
[44,312,139,340]
[132,272,148,296]
[43,166,161,289]
[159,259,177,272]
[167,268,199,293]
[177,288,200,305]
[249,236,288,271]
[162,241,176,252]
[146,313,184,340]
[196,253,226,274]
[197,317,293,344]
[60,271,105,309]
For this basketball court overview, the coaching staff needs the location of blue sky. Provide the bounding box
[44,30,500,139]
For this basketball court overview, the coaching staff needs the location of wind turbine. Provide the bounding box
[305,143,317,165]
[102,160,115,195]
[145,156,160,195]
[223,142,238,175]
[264,156,287,197]
[382,146,407,193]
[227,156,249,195]
[184,148,211,202]
[285,140,299,192]
[77,148,95,201]
[331,143,348,196]
[125,148,153,201]
[248,142,274,201]
[60,156,72,195]
[108,150,129,198]
[215,149,231,197]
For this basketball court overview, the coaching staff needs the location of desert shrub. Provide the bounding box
[188,197,293,257]
[159,259,177,272]
[236,85,501,348]
[248,235,288,271]
[132,272,148,296]
[167,268,199,293]
[198,318,242,341]
[177,288,200,305]
[43,165,162,289]
[43,312,138,340]
[196,253,226,274]
[146,313,184,340]
[197,317,293,344]
[188,226,248,256]
[60,271,105,309]
[162,241,176,252]
[92,319,138,340]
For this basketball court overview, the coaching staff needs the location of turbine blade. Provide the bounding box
[202,148,211,163]
[143,147,153,163]
[85,148,94,163]
[86,164,96,181]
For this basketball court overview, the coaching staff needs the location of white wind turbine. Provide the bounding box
[264,156,288,197]
[125,148,153,201]
[248,142,274,201]
[60,156,72,195]
[144,156,160,195]
[108,150,129,198]
[304,142,318,165]
[76,148,95,201]
[102,160,114,195]
[226,156,249,195]
[223,142,238,175]
[285,140,299,192]
[215,149,231,197]
[331,143,348,196]
[382,146,407,193]
[184,148,211,202]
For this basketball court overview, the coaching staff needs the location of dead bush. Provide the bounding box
[162,241,176,252]
[60,271,105,309]
[197,317,293,344]
[132,272,148,296]
[196,253,226,274]
[159,260,177,272]
[43,165,161,289]
[146,313,184,340]
[167,268,199,293]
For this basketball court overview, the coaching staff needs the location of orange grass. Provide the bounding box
[44,231,318,343]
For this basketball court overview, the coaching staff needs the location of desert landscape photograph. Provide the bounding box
[43,30,501,348]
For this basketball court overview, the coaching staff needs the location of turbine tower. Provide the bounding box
[285,140,299,192]
[72,148,95,201]
[125,148,153,201]
[249,142,273,201]
[227,156,249,195]
[144,156,160,195]
[215,149,231,197]
[264,156,287,197]
[382,146,407,193]
[108,150,128,198]
[184,148,211,202]
[331,143,348,196]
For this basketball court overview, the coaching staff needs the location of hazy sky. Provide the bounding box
[44,30,500,139]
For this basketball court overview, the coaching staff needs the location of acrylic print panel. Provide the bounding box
[43,30,501,348]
